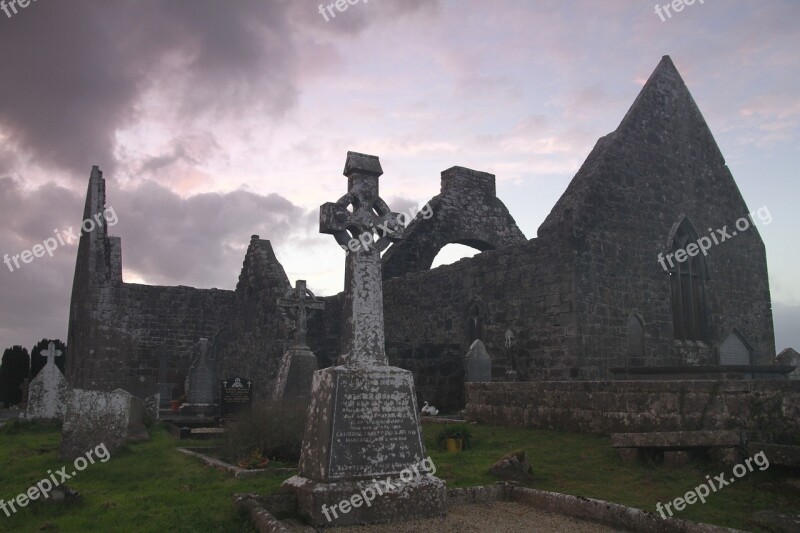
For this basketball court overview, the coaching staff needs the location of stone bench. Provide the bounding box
[748,442,800,468]
[612,431,745,465]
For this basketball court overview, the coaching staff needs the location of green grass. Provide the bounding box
[423,423,800,531]
[0,421,284,532]
[1,420,798,532]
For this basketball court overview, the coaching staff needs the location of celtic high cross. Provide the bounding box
[277,280,324,347]
[319,152,406,366]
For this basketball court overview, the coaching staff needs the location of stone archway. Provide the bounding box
[382,166,526,279]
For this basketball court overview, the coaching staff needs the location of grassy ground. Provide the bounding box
[0,421,283,532]
[0,420,797,532]
[423,423,800,531]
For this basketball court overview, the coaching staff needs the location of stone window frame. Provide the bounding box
[465,297,487,345]
[625,312,646,367]
[665,216,710,343]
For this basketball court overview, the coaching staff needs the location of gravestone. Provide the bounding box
[466,339,492,383]
[283,152,446,527]
[59,388,148,460]
[221,377,253,417]
[144,393,160,422]
[181,338,217,416]
[273,280,323,402]
[157,383,174,408]
[19,378,30,408]
[157,352,176,409]
[777,348,799,380]
[26,342,68,420]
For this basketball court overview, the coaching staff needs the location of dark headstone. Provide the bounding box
[186,339,215,405]
[466,339,491,383]
[157,383,174,408]
[300,366,426,480]
[272,346,317,402]
[274,280,323,402]
[221,376,253,417]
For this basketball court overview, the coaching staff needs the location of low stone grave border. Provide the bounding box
[233,482,743,532]
[176,447,297,479]
[420,416,466,424]
[748,442,800,468]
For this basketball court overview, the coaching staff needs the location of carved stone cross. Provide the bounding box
[319,151,406,366]
[42,342,62,367]
[277,280,324,347]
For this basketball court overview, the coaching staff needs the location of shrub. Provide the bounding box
[436,424,473,451]
[221,401,307,464]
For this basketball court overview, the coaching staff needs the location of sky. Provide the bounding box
[0,0,798,355]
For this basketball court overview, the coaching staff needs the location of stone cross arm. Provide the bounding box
[319,152,407,250]
[42,342,63,366]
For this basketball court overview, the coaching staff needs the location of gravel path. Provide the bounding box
[326,501,620,533]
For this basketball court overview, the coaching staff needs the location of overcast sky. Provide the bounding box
[0,0,798,354]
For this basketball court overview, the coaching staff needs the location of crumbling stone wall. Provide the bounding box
[68,57,778,410]
[214,236,292,402]
[382,166,526,280]
[66,168,235,399]
[466,381,800,444]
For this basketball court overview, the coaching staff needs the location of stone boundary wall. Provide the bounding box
[466,381,800,444]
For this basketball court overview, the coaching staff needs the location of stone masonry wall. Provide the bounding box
[71,282,234,399]
[382,166,526,280]
[466,381,800,444]
[540,56,775,372]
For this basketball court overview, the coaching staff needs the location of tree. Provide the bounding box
[0,345,30,407]
[30,338,67,379]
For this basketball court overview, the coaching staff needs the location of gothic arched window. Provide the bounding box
[668,218,709,341]
[466,299,485,344]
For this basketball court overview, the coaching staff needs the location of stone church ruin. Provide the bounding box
[65,56,784,414]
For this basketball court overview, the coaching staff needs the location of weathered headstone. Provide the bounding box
[26,342,68,420]
[221,376,253,417]
[283,152,446,527]
[273,280,323,402]
[181,338,217,416]
[144,392,160,422]
[59,388,148,460]
[777,348,800,380]
[466,339,492,383]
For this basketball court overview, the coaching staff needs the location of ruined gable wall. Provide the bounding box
[540,57,775,373]
[214,237,292,402]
